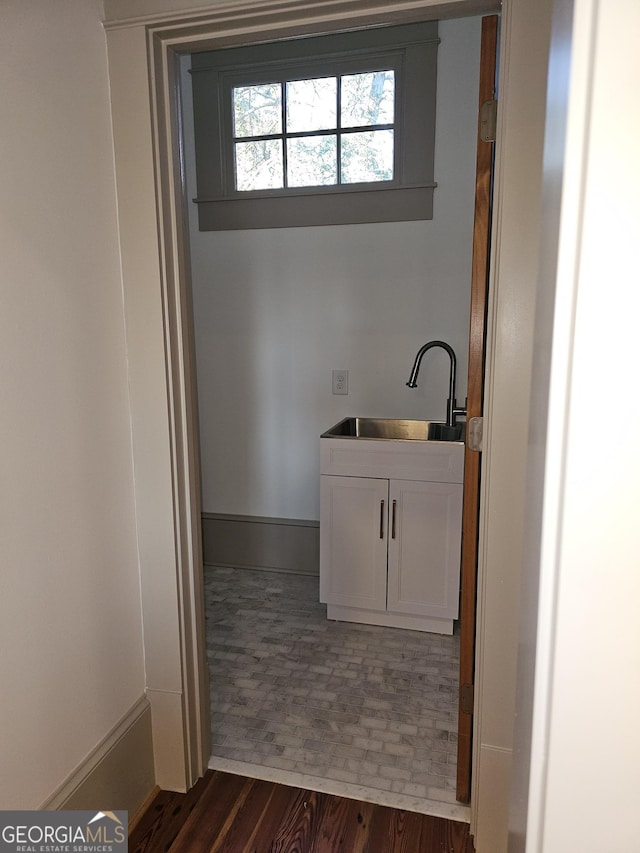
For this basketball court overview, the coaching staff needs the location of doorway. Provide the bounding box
[105,0,552,843]
[178,14,486,817]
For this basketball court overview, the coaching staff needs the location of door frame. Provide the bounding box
[457,13,498,803]
[105,0,552,843]
[147,0,494,790]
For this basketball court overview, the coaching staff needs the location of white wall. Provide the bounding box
[0,0,145,808]
[512,0,640,849]
[184,17,481,519]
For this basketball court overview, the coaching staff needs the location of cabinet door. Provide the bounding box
[320,475,388,612]
[387,479,463,619]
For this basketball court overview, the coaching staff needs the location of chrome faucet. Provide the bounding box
[406,340,467,427]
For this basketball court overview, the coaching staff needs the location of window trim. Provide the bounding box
[190,21,439,230]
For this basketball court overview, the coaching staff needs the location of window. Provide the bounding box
[232,70,396,191]
[190,22,439,230]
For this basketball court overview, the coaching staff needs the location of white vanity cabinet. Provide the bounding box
[319,435,464,634]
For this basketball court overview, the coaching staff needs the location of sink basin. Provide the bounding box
[321,417,464,442]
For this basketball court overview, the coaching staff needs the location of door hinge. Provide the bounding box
[480,98,497,142]
[460,683,474,715]
[467,416,483,452]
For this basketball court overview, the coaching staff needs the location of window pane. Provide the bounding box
[286,77,337,132]
[341,71,395,128]
[341,130,394,183]
[287,136,337,187]
[233,84,282,138]
[235,139,283,190]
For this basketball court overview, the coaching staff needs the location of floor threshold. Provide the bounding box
[208,754,471,823]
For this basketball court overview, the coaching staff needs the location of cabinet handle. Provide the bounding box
[380,500,385,539]
[392,499,397,539]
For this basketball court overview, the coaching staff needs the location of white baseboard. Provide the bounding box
[41,695,155,814]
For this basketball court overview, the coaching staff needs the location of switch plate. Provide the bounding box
[332,369,349,395]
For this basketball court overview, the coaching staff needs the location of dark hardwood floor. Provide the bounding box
[130,770,475,852]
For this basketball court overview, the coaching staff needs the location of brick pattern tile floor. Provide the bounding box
[205,565,459,804]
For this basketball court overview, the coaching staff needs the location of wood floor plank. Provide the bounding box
[363,802,400,853]
[211,778,297,853]
[308,793,374,853]
[269,787,324,853]
[244,781,309,852]
[415,812,475,853]
[365,804,475,853]
[170,771,253,851]
[129,771,475,853]
[387,808,428,853]
[129,771,214,853]
[445,818,476,853]
[347,800,377,853]
[128,790,183,853]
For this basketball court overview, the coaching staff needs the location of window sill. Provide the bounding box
[194,184,436,230]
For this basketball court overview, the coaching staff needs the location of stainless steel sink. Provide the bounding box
[321,417,465,442]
